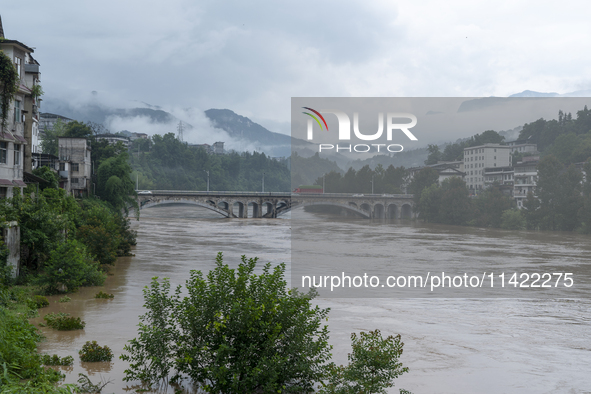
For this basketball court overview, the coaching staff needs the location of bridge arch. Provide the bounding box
[138,199,230,217]
[401,203,413,219]
[387,203,398,219]
[247,201,260,218]
[284,201,371,218]
[373,203,385,219]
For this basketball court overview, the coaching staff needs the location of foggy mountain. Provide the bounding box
[42,98,299,157]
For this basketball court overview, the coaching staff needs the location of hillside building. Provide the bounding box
[463,144,512,192]
[58,137,92,197]
[0,16,40,197]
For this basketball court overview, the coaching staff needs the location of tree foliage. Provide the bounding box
[39,118,67,157]
[0,51,19,132]
[122,252,332,393]
[96,151,137,213]
[130,133,291,192]
[319,330,410,394]
[35,239,105,293]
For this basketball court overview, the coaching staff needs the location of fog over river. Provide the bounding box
[33,205,591,393]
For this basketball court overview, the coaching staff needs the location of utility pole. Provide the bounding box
[323,174,325,193]
[262,172,265,193]
[204,170,209,192]
[177,121,184,142]
[371,175,374,194]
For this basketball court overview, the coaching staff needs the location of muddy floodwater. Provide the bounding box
[33,205,591,393]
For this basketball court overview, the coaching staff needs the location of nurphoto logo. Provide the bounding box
[302,107,418,153]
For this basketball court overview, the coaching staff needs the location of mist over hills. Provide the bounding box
[42,99,298,157]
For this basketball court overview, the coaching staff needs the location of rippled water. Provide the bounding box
[33,205,591,393]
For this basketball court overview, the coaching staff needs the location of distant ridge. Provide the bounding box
[509,90,559,97]
[205,109,292,146]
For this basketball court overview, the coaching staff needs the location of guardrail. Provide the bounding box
[141,190,413,198]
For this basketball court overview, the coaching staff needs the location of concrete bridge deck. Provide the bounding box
[136,190,415,219]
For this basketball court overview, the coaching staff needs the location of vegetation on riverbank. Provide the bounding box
[409,158,591,232]
[122,252,411,394]
[0,120,137,392]
[129,133,291,192]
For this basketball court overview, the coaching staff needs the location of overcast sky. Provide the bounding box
[3,1,591,136]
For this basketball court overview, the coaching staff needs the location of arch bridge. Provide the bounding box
[136,191,415,219]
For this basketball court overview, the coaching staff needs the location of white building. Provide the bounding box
[506,140,538,154]
[0,18,36,198]
[513,158,538,208]
[463,144,512,192]
[58,137,92,197]
[95,133,130,148]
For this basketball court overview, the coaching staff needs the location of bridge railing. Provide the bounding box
[144,190,413,198]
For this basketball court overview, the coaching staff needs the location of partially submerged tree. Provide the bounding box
[122,252,332,393]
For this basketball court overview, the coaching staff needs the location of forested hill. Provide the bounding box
[205,109,297,157]
[130,133,290,192]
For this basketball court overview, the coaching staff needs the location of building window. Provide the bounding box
[14,101,21,124]
[14,57,21,79]
[59,162,65,171]
[71,163,79,172]
[14,144,20,165]
[71,178,79,184]
[0,142,6,164]
[0,187,6,199]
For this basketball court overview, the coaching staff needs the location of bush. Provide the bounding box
[0,307,65,389]
[95,291,114,299]
[44,313,85,331]
[36,239,105,293]
[122,252,331,393]
[40,354,74,366]
[79,341,113,362]
[319,330,410,394]
[27,295,49,309]
[59,295,71,303]
[500,209,526,230]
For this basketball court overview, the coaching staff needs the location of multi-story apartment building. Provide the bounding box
[0,18,40,197]
[513,157,539,208]
[58,137,92,197]
[483,166,514,196]
[95,133,130,148]
[506,140,538,154]
[39,113,74,137]
[463,144,512,192]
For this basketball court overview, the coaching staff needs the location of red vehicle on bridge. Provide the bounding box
[293,185,323,194]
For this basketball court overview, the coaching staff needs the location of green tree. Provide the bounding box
[500,209,525,230]
[473,185,514,228]
[438,177,472,225]
[122,253,332,393]
[36,239,105,293]
[32,166,59,190]
[0,51,19,132]
[580,160,591,233]
[522,192,541,230]
[424,144,441,165]
[418,184,442,222]
[63,120,93,138]
[409,167,439,212]
[319,330,410,394]
[39,118,67,156]
[96,152,137,213]
[536,155,583,231]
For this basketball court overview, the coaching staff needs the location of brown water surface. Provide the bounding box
[32,204,591,393]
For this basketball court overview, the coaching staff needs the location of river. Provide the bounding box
[33,205,591,393]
